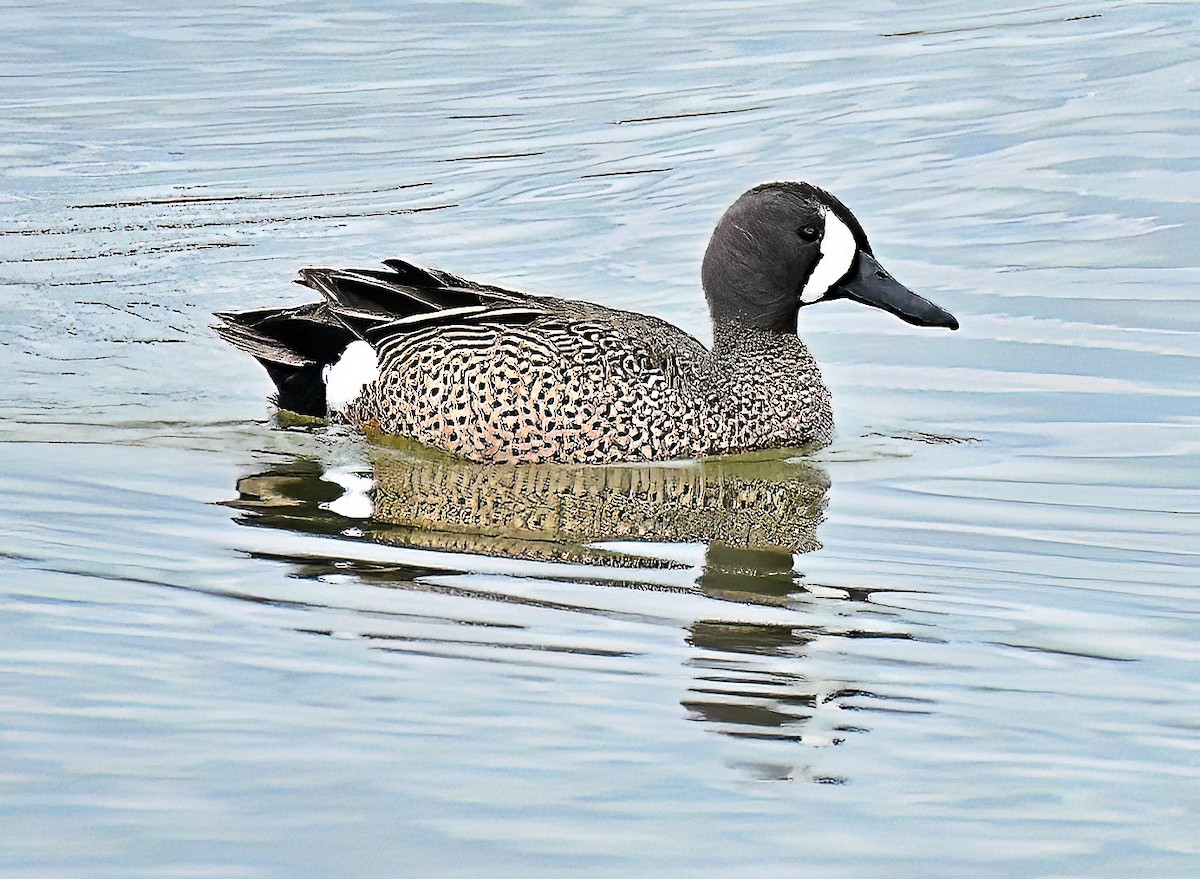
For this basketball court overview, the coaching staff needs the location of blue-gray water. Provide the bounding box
[2,1,1199,876]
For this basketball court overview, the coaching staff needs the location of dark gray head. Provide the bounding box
[701,182,958,333]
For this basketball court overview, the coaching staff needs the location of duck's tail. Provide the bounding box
[212,301,356,417]
[215,258,531,417]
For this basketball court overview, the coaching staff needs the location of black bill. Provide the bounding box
[833,253,958,330]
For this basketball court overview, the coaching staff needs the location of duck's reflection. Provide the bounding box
[233,440,828,562]
[228,443,913,777]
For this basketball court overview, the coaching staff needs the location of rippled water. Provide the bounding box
[3,1,1199,876]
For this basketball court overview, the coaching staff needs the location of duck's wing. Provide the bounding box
[299,259,707,363]
[295,258,534,337]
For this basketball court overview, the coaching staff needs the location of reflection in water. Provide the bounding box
[686,543,921,776]
[229,444,916,772]
[232,440,829,563]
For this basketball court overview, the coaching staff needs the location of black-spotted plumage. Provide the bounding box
[216,182,958,463]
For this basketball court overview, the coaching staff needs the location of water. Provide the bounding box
[2,1,1199,876]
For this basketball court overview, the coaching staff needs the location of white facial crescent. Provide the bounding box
[800,208,857,304]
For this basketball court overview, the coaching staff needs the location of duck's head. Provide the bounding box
[702,182,958,333]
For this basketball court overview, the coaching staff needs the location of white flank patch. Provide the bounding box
[800,208,857,303]
[321,467,375,519]
[323,340,379,413]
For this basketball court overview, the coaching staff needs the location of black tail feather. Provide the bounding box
[261,362,328,417]
[213,303,355,417]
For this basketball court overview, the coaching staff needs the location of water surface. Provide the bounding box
[2,1,1199,876]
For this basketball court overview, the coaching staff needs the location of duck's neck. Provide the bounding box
[704,319,834,453]
[711,320,803,357]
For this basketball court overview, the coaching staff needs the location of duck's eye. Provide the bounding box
[796,225,819,242]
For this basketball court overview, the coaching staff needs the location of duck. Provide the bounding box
[215,181,958,464]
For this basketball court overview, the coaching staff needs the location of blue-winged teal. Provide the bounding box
[216,182,958,463]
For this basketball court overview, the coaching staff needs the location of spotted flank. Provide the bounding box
[215,181,959,463]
